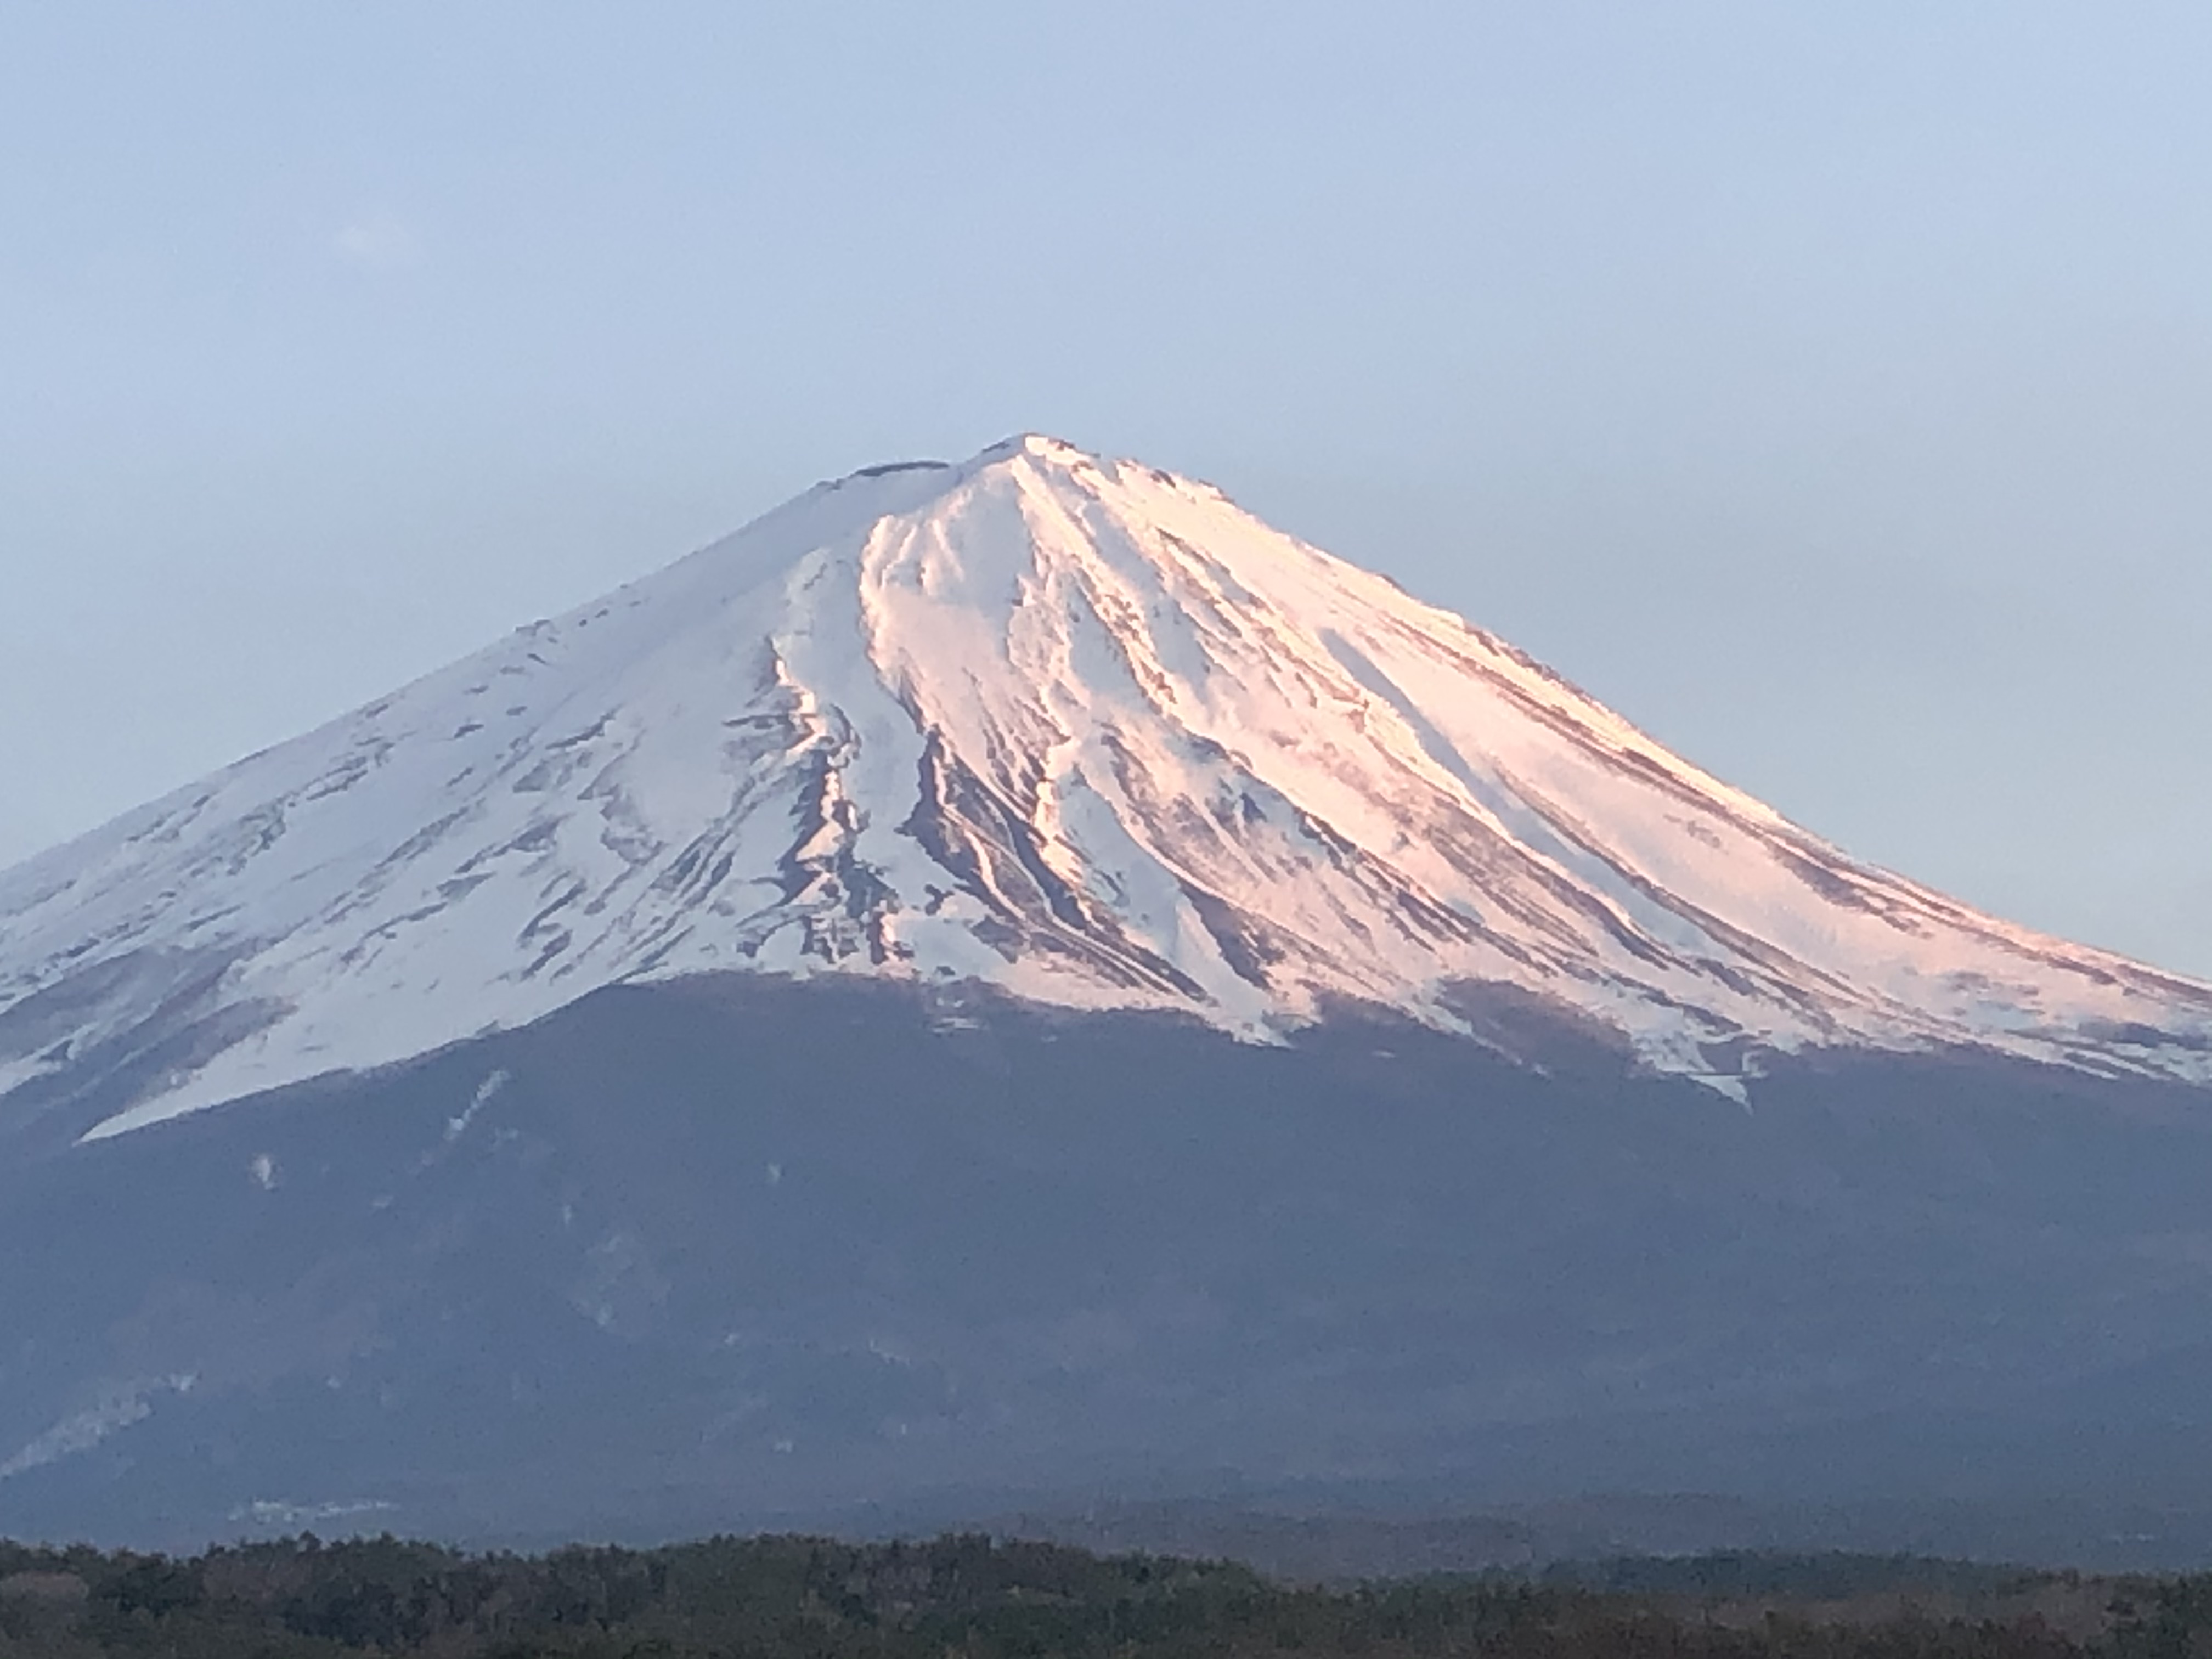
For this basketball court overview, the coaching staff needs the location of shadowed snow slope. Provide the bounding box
[3,434,2209,1140]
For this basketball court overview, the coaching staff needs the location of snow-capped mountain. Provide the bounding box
[4,433,2209,1143]
[10,435,2212,1555]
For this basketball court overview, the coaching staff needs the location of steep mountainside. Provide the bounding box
[3,435,2208,1146]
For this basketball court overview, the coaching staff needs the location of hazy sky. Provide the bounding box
[3,3,2208,975]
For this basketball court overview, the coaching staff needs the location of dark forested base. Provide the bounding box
[0,1533,2196,1659]
[4,974,2212,1560]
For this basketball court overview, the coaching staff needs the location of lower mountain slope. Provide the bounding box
[5,975,2212,1554]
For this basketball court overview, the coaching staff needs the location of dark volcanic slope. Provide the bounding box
[5,975,2212,1549]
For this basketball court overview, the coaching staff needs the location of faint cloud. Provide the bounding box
[332,212,421,269]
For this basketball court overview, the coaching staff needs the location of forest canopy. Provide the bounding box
[0,1532,2198,1659]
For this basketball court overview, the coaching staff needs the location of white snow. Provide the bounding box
[3,433,2209,1142]
[0,1374,198,1480]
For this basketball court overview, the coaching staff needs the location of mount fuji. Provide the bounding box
[5,433,2207,1146]
[4,436,2212,1556]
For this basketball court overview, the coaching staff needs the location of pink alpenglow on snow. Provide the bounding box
[4,435,2209,1139]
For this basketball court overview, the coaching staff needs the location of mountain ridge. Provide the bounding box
[3,433,2208,1144]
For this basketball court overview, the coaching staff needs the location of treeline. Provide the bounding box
[0,1531,2204,1658]
[1540,1551,2059,1601]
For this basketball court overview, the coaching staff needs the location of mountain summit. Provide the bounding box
[4,434,2209,1142]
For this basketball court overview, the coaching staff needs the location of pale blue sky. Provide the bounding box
[3,3,2208,973]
